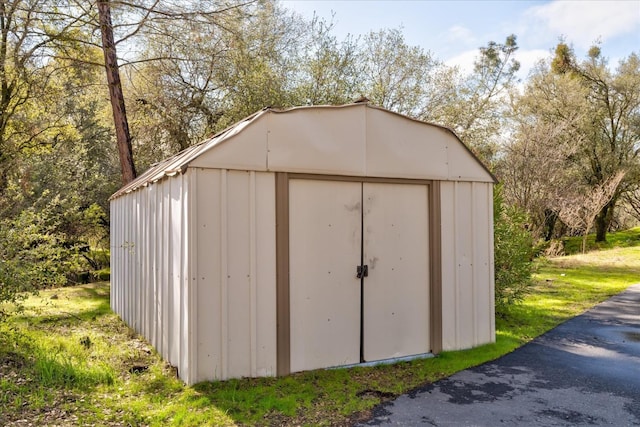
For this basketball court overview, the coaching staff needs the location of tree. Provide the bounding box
[357,28,444,117]
[0,41,118,316]
[429,35,520,165]
[551,45,640,241]
[499,63,588,239]
[123,0,303,168]
[97,0,136,184]
[558,172,625,253]
[0,0,86,194]
[293,14,359,106]
[87,0,258,182]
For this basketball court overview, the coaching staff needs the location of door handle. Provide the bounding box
[356,265,368,279]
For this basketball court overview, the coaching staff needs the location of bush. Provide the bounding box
[93,268,111,282]
[0,194,107,319]
[494,186,534,313]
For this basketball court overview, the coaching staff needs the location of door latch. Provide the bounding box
[356,265,368,279]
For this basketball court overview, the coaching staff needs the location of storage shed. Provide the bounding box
[110,103,496,385]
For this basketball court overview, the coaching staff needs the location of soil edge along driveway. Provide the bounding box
[358,284,640,426]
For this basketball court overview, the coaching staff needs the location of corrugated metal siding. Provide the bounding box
[440,181,495,351]
[193,169,277,382]
[110,173,193,382]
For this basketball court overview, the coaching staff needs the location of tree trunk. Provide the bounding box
[98,0,137,185]
[543,208,558,241]
[595,198,616,242]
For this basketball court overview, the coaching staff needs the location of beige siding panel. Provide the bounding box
[180,173,192,382]
[109,198,117,313]
[137,190,144,336]
[254,172,277,377]
[191,169,277,382]
[267,108,367,176]
[120,196,126,324]
[289,179,361,372]
[439,181,457,351]
[439,181,495,351]
[152,184,162,350]
[472,183,494,345]
[454,182,475,349]
[147,185,158,348]
[161,180,171,360]
[190,118,268,171]
[195,168,223,381]
[363,183,430,361]
[169,177,183,365]
[124,194,132,326]
[187,170,199,384]
[136,191,146,333]
[139,189,148,337]
[219,170,229,378]
[226,170,252,378]
[365,108,449,180]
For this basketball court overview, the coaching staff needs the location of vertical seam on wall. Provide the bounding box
[220,169,229,379]
[249,171,258,377]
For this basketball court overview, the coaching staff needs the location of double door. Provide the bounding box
[289,179,430,372]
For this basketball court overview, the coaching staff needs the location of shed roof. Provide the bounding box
[111,103,496,200]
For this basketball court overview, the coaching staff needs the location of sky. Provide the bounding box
[281,0,640,79]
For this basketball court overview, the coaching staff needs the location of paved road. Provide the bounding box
[358,284,640,426]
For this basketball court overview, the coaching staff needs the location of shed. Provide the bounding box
[110,103,496,385]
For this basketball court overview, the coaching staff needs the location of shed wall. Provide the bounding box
[439,181,495,350]
[192,168,277,382]
[110,174,193,381]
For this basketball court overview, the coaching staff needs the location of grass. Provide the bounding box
[557,226,640,254]
[1,229,639,426]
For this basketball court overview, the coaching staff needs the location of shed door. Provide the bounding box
[289,179,362,372]
[289,179,430,372]
[363,183,430,361]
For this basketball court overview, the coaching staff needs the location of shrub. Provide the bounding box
[0,194,94,319]
[494,185,534,313]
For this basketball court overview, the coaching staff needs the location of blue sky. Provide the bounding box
[282,0,640,78]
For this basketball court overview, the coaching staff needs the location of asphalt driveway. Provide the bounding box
[358,283,640,426]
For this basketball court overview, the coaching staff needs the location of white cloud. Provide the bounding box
[514,48,553,78]
[444,25,477,45]
[444,49,479,74]
[526,0,640,49]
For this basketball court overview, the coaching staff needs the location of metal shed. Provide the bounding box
[110,103,496,385]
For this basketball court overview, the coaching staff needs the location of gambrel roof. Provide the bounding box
[111,103,496,199]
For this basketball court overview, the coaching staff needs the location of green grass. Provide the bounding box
[1,229,639,426]
[558,226,640,255]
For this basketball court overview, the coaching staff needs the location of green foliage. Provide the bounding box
[0,191,111,320]
[493,186,534,312]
